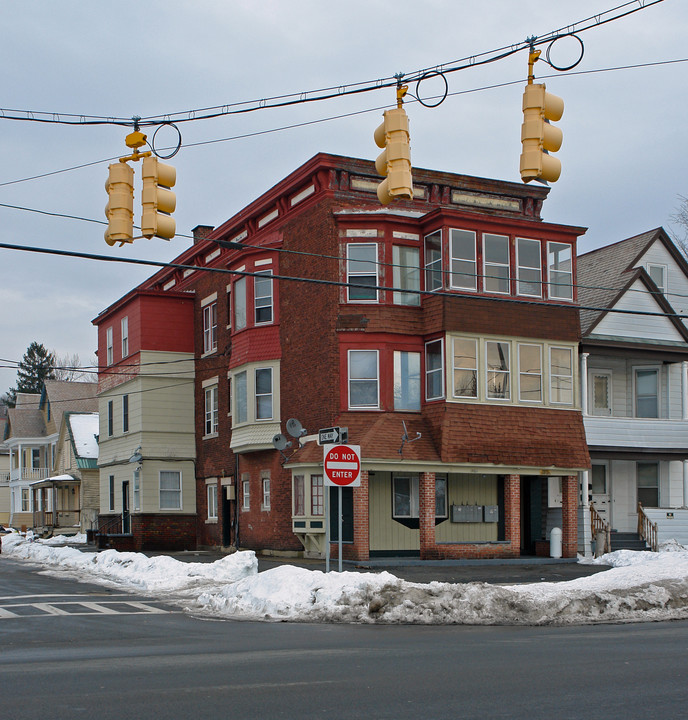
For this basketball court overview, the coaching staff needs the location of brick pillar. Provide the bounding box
[562,474,578,558]
[504,474,521,555]
[419,472,438,559]
[351,470,369,561]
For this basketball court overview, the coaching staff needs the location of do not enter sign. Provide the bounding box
[323,444,361,487]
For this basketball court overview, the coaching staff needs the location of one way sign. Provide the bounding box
[317,426,348,445]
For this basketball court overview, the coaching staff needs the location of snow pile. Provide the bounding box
[4,532,688,625]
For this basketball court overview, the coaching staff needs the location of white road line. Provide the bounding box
[0,607,19,618]
[0,601,173,619]
[79,602,121,614]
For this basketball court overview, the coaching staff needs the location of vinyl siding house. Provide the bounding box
[578,228,688,550]
[0,410,9,526]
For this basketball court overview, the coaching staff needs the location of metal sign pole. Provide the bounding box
[338,486,343,573]
[325,484,330,573]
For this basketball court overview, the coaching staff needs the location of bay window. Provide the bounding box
[424,231,442,291]
[348,350,379,409]
[547,242,573,300]
[255,368,273,420]
[235,371,248,423]
[516,238,542,297]
[453,337,478,398]
[550,347,573,405]
[394,350,421,411]
[486,341,510,400]
[347,243,378,302]
[425,339,444,401]
[393,245,420,305]
[254,271,273,324]
[234,276,247,330]
[484,234,510,294]
[450,229,477,290]
[518,344,542,403]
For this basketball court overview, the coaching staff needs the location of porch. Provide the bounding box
[31,475,81,536]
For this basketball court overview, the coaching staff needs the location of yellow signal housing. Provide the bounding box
[520,82,564,184]
[104,161,135,246]
[141,156,176,240]
[374,106,413,205]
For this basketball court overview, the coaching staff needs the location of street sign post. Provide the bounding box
[323,443,361,572]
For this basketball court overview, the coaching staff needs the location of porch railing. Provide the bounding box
[637,502,659,552]
[589,502,611,555]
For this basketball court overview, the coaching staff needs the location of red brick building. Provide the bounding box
[123,153,589,559]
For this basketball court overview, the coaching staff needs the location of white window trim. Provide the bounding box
[518,343,543,404]
[254,270,274,325]
[347,349,380,410]
[122,394,130,433]
[647,263,667,294]
[261,472,271,511]
[206,479,218,522]
[255,367,274,421]
[204,383,219,437]
[424,230,443,292]
[589,369,613,416]
[202,301,218,355]
[347,243,379,303]
[229,362,280,427]
[393,350,421,411]
[242,476,250,511]
[106,327,114,366]
[449,228,478,292]
[485,340,511,401]
[516,237,542,298]
[452,337,478,399]
[483,233,511,295]
[547,241,573,301]
[121,317,129,358]
[425,338,445,401]
[549,346,574,406]
[392,245,421,306]
[159,470,182,511]
[633,365,661,419]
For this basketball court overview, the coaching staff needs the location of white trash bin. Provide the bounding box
[550,527,562,558]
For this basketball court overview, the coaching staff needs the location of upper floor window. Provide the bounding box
[425,339,444,401]
[202,300,218,354]
[486,341,510,400]
[204,384,219,435]
[647,264,667,294]
[424,231,442,291]
[516,238,542,297]
[518,344,542,403]
[394,351,421,411]
[453,337,478,399]
[235,370,248,423]
[121,317,129,358]
[550,347,573,405]
[347,244,378,302]
[106,327,113,366]
[122,394,129,433]
[254,271,273,324]
[234,277,247,330]
[348,349,379,409]
[590,371,612,416]
[635,368,659,418]
[393,246,420,306]
[255,368,273,420]
[548,242,573,300]
[450,229,477,291]
[107,400,114,437]
[484,234,510,294]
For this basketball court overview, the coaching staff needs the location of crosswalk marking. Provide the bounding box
[0,600,173,619]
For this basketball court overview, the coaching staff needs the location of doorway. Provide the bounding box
[520,476,544,555]
[122,480,131,534]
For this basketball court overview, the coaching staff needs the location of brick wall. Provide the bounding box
[561,474,578,558]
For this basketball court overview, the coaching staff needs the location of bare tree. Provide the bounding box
[669,195,688,257]
[51,352,98,382]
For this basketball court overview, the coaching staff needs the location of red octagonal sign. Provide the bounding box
[323,444,361,487]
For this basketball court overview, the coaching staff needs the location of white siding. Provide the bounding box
[634,241,688,321]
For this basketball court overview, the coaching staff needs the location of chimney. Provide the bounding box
[192,225,215,244]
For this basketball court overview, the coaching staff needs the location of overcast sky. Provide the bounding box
[1,0,686,395]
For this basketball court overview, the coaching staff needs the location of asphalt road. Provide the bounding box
[2,556,688,719]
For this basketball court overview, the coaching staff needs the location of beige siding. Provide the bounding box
[435,474,498,543]
[368,473,420,552]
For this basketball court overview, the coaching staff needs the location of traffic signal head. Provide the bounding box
[520,82,564,184]
[104,161,134,246]
[373,107,413,205]
[141,156,176,240]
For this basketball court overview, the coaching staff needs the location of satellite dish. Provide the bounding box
[272,434,290,451]
[286,418,306,438]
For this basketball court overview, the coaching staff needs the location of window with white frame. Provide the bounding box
[242,474,250,511]
[486,341,510,400]
[106,327,113,366]
[450,229,477,290]
[311,475,324,516]
[31,448,41,469]
[516,238,542,297]
[234,276,247,330]
[393,475,447,519]
[121,316,129,358]
[204,384,219,435]
[484,234,510,294]
[518,344,542,403]
[424,231,443,291]
[203,301,218,354]
[453,337,478,398]
[226,286,232,329]
[207,482,218,520]
[394,350,421,411]
[647,264,666,294]
[347,243,378,302]
[122,394,129,433]
[293,475,305,516]
[348,350,379,409]
[550,347,573,404]
[133,468,141,512]
[635,368,659,418]
[255,368,273,420]
[159,471,182,510]
[227,376,232,419]
[591,371,612,416]
[393,245,420,305]
[21,488,30,512]
[547,242,573,300]
[261,471,271,510]
[425,339,444,401]
[235,371,247,423]
[254,271,273,324]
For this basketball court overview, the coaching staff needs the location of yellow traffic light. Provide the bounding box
[520,82,564,184]
[141,156,176,240]
[373,105,413,205]
[104,161,134,246]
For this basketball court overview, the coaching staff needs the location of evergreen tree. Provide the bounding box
[5,342,56,403]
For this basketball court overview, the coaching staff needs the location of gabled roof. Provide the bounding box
[6,402,46,441]
[578,227,688,337]
[40,380,98,429]
[65,412,99,468]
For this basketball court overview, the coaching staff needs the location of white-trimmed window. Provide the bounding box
[393,245,420,306]
[226,285,232,330]
[453,337,478,398]
[261,471,271,510]
[424,230,443,291]
[394,351,421,411]
[516,238,542,297]
[590,371,612,416]
[518,344,542,403]
[548,242,573,300]
[133,468,141,512]
[635,367,659,418]
[254,271,273,324]
[203,300,218,354]
[550,347,573,405]
[207,482,218,520]
[311,475,324,516]
[647,264,667,294]
[121,316,129,358]
[235,371,247,423]
[122,394,129,433]
[293,475,305,516]
[450,229,477,290]
[234,276,247,330]
[484,234,510,294]
[425,339,444,401]
[106,327,113,366]
[348,349,379,409]
[486,341,510,400]
[255,368,273,420]
[393,475,447,519]
[242,474,250,511]
[204,384,219,435]
[159,471,182,510]
[347,243,378,302]
[21,488,30,512]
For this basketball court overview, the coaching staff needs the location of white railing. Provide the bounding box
[9,467,51,482]
[0,471,10,484]
[584,416,688,450]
